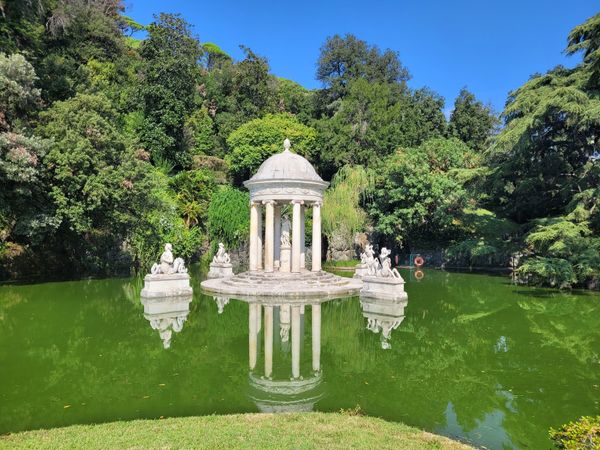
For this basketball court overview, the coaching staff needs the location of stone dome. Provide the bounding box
[246,144,324,184]
[243,139,329,203]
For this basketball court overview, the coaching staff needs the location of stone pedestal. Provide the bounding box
[208,262,234,279]
[353,264,369,279]
[280,244,291,273]
[141,273,193,298]
[360,275,407,301]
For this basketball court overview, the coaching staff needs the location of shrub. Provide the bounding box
[549,416,599,449]
[207,186,249,248]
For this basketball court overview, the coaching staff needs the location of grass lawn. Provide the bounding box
[0,412,472,449]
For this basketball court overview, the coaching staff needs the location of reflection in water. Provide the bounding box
[218,296,326,412]
[360,295,408,349]
[248,301,323,412]
[141,296,192,349]
[213,296,229,314]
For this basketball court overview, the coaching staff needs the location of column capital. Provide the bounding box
[250,200,262,207]
[262,199,277,205]
[290,199,304,205]
[312,201,322,208]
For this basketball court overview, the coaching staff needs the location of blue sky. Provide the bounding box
[125,1,598,114]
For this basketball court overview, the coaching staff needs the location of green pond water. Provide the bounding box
[1,268,599,449]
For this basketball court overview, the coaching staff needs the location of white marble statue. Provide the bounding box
[365,244,381,276]
[378,247,401,279]
[208,242,234,279]
[213,243,231,264]
[150,243,187,275]
[281,216,291,247]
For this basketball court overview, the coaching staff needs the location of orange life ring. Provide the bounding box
[414,256,424,267]
[414,270,424,280]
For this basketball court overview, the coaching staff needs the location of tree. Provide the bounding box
[226,113,317,184]
[0,53,41,130]
[274,78,314,123]
[448,88,498,151]
[368,138,478,248]
[317,34,409,102]
[138,13,203,167]
[486,65,600,223]
[40,93,160,272]
[207,186,249,248]
[169,169,216,229]
[566,12,600,87]
[37,0,128,102]
[0,52,53,247]
[201,42,232,70]
[315,81,446,178]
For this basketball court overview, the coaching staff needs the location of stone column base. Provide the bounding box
[280,245,291,273]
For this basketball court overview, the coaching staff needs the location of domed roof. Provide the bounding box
[245,139,324,184]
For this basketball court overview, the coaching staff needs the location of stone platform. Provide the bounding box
[360,275,407,301]
[141,273,193,298]
[200,270,362,299]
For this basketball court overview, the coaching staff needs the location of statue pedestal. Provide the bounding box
[141,273,193,298]
[360,275,407,301]
[208,262,234,279]
[279,244,291,273]
[353,264,369,279]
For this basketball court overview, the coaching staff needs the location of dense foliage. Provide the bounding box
[0,2,598,288]
[549,416,599,449]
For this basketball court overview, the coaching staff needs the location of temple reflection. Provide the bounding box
[141,295,192,349]
[216,295,329,412]
[248,300,324,412]
[360,295,408,349]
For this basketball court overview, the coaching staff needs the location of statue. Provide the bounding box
[212,243,231,264]
[150,243,187,275]
[378,247,401,279]
[208,242,234,279]
[359,246,407,301]
[281,216,291,247]
[142,243,192,298]
[365,244,381,276]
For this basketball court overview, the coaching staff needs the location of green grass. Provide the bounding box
[0,412,472,449]
[323,259,360,268]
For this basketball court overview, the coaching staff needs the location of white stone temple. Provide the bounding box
[201,139,363,298]
[244,138,326,273]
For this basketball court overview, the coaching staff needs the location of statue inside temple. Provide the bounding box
[281,216,291,247]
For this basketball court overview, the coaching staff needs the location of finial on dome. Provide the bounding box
[283,138,291,152]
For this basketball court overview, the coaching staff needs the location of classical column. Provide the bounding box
[291,200,303,273]
[264,201,275,272]
[312,201,322,272]
[300,205,306,269]
[312,304,321,372]
[264,305,273,378]
[249,303,258,370]
[249,202,259,271]
[257,204,263,270]
[274,205,281,270]
[291,305,301,379]
[257,303,262,333]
